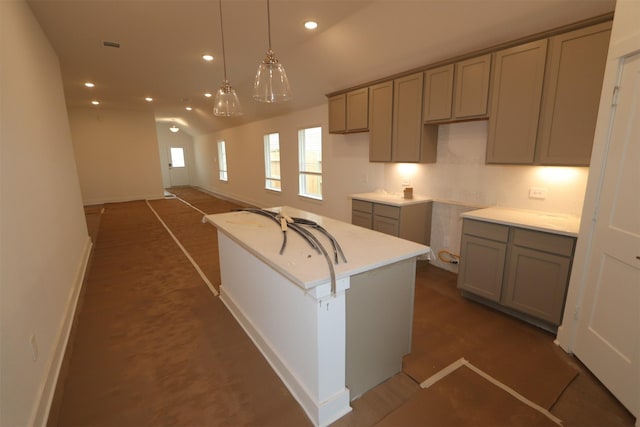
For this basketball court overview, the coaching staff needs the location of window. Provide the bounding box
[217,140,228,181]
[169,147,186,168]
[298,126,322,200]
[264,133,281,191]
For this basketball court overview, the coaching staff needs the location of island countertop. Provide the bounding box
[204,206,431,290]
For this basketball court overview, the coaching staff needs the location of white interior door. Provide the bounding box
[573,52,640,418]
[168,146,189,187]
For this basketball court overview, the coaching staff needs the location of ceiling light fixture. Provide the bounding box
[213,0,243,117]
[145,97,153,102]
[169,124,179,133]
[202,54,214,61]
[253,0,292,103]
[91,100,100,105]
[185,106,193,111]
[204,92,212,98]
[84,82,95,88]
[304,21,318,30]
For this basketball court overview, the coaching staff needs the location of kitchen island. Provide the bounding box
[204,207,430,427]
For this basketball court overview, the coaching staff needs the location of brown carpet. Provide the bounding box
[404,261,578,410]
[375,365,559,427]
[54,200,310,426]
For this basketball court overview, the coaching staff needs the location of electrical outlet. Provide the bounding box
[30,334,39,362]
[529,187,548,200]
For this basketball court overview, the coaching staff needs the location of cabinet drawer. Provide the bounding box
[374,203,400,219]
[373,216,400,236]
[352,200,373,213]
[463,219,509,242]
[512,228,575,256]
[352,211,373,229]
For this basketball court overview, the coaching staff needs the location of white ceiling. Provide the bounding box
[28,0,616,137]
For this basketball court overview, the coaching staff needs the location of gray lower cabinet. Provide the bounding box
[457,218,575,329]
[352,199,432,245]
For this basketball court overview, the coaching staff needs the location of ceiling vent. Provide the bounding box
[102,40,120,48]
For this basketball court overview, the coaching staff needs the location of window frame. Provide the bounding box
[298,126,323,200]
[263,132,282,192]
[217,140,228,182]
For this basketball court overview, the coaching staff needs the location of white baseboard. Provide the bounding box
[29,236,93,427]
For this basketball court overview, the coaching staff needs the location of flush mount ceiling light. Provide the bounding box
[204,92,213,98]
[91,100,100,105]
[202,54,214,61]
[145,97,153,102]
[84,82,95,88]
[253,0,292,103]
[213,0,243,117]
[169,124,179,133]
[304,20,318,30]
[185,106,193,111]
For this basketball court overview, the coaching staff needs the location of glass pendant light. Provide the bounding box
[253,0,292,103]
[213,0,243,117]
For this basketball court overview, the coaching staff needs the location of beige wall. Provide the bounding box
[193,104,385,221]
[0,1,91,425]
[68,108,165,205]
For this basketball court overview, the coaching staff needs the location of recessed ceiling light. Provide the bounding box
[84,82,95,88]
[304,21,318,30]
[204,92,212,98]
[202,54,214,61]
[145,97,153,102]
[91,100,100,105]
[185,106,193,111]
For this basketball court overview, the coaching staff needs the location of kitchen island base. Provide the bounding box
[217,233,420,426]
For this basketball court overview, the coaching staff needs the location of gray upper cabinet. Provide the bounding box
[423,64,454,122]
[347,88,369,132]
[423,54,491,123]
[453,54,491,119]
[392,72,425,162]
[370,74,436,163]
[487,39,548,164]
[328,93,346,133]
[369,81,394,162]
[329,89,369,134]
[535,22,612,166]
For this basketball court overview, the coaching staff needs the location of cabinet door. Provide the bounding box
[453,54,491,119]
[392,72,424,162]
[369,81,394,162]
[423,64,454,122]
[352,211,373,229]
[536,22,611,166]
[373,216,400,237]
[487,39,548,164]
[328,94,346,133]
[457,235,507,302]
[347,88,369,132]
[502,246,571,324]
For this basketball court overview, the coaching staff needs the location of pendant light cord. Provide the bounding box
[218,0,228,82]
[266,0,272,50]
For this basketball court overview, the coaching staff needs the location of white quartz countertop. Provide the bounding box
[204,207,431,290]
[350,192,433,206]
[461,207,581,237]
